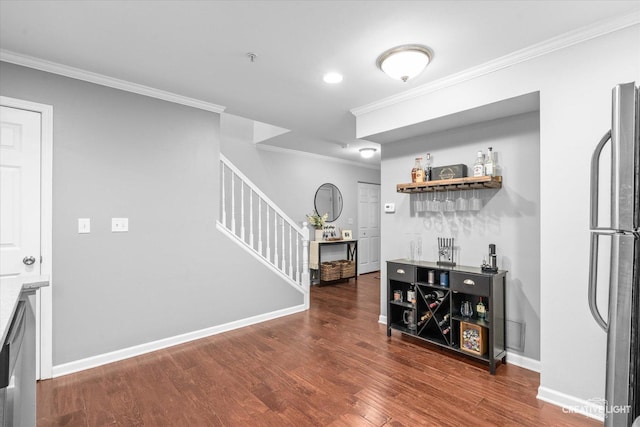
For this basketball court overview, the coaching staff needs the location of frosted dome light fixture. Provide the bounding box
[376,44,433,82]
[359,147,377,158]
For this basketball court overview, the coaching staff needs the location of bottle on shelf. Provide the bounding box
[484,147,495,176]
[411,157,425,183]
[417,311,432,327]
[424,152,432,181]
[473,150,485,177]
[429,299,443,309]
[425,290,445,300]
[476,297,487,320]
[438,314,450,328]
[442,326,451,335]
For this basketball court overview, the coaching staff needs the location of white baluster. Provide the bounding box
[221,162,226,228]
[258,198,263,257]
[288,226,293,278]
[274,212,279,268]
[281,220,286,272]
[231,171,236,235]
[249,189,254,250]
[266,207,271,261]
[240,181,245,242]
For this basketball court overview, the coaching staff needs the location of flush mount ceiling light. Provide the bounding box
[359,147,377,158]
[376,44,433,82]
[323,72,343,84]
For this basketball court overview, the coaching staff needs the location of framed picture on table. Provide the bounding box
[341,229,352,240]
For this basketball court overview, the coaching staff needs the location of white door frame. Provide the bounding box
[1,96,53,379]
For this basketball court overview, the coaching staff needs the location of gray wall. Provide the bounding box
[1,62,303,365]
[381,111,541,360]
[220,114,381,235]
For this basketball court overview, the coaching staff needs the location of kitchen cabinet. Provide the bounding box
[387,259,506,374]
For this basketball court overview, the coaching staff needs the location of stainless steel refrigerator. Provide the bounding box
[589,81,639,427]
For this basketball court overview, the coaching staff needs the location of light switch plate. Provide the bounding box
[78,218,90,233]
[384,203,396,213]
[111,218,129,232]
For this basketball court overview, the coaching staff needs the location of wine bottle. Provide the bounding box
[438,314,450,327]
[426,290,445,300]
[424,152,432,181]
[442,326,450,335]
[429,299,442,309]
[417,311,432,327]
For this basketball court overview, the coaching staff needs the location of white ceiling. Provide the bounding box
[1,1,638,166]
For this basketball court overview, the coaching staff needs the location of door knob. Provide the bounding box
[23,256,36,266]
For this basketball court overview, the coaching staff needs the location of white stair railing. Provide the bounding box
[218,154,310,305]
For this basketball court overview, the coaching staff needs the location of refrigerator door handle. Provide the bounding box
[590,130,612,230]
[588,232,608,332]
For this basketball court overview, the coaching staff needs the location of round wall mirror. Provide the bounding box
[314,183,343,222]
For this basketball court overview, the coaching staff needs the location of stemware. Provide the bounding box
[470,189,482,211]
[444,190,455,212]
[455,190,468,211]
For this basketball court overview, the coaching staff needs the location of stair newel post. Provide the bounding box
[301,222,310,298]
[240,181,246,242]
[221,162,226,228]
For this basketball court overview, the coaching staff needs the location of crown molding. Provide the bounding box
[0,49,226,114]
[351,11,640,117]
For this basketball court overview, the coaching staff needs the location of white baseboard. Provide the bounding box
[378,315,387,325]
[537,386,605,422]
[52,303,307,378]
[506,351,541,372]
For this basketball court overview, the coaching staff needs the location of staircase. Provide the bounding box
[217,154,310,307]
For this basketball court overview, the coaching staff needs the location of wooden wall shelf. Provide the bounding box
[396,176,502,193]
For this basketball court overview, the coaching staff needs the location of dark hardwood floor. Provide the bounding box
[37,273,599,426]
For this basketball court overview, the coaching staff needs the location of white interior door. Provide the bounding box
[0,106,41,278]
[358,182,380,274]
[0,98,53,380]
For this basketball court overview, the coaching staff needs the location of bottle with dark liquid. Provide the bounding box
[424,152,432,181]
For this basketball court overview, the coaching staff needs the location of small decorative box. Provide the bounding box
[432,164,468,180]
[459,321,487,356]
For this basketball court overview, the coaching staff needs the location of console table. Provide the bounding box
[310,240,358,284]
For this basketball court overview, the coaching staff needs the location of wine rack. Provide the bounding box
[387,260,507,374]
[396,175,502,194]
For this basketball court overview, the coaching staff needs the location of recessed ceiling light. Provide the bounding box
[359,148,377,158]
[323,72,343,84]
[376,44,433,82]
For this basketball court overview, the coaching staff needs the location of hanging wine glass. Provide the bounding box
[470,189,482,211]
[455,190,468,211]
